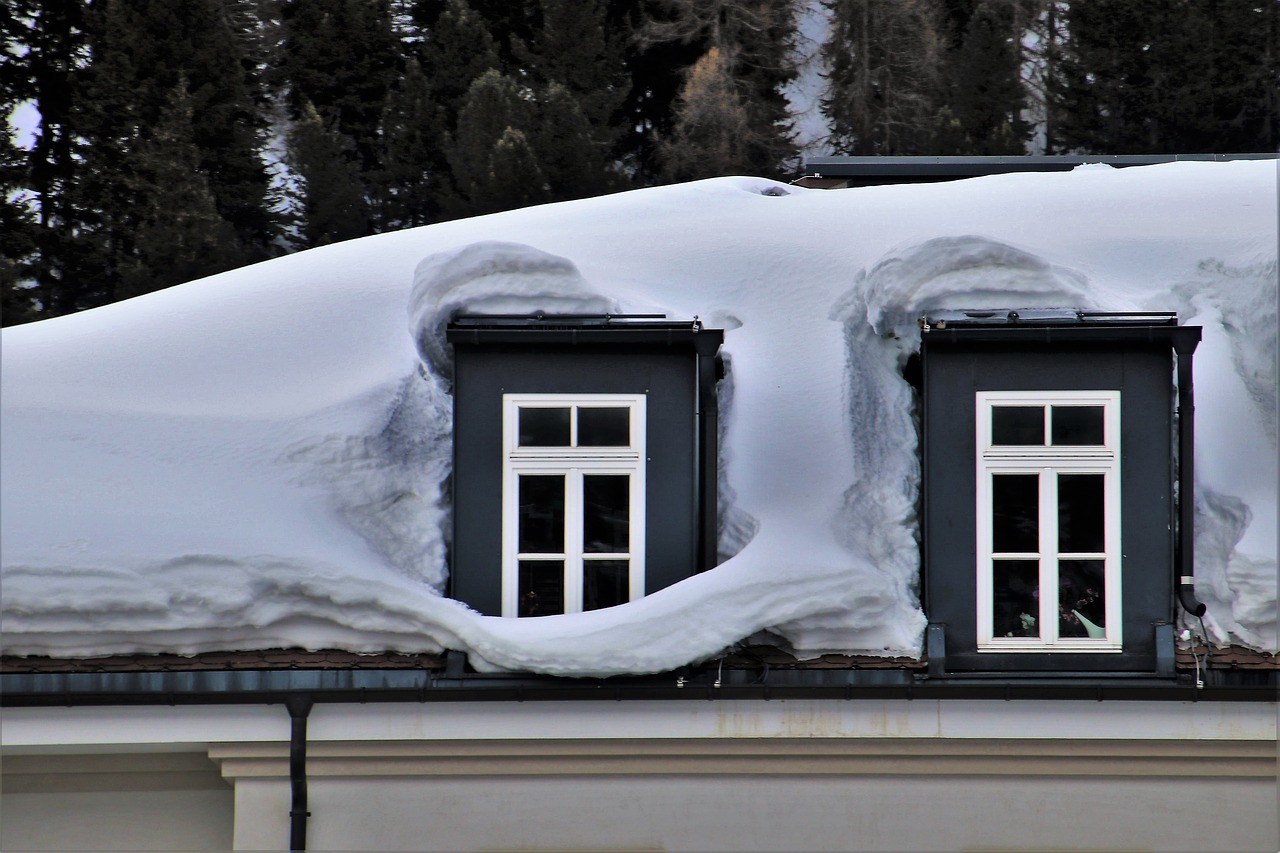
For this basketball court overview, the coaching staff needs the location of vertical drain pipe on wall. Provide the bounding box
[286,695,314,852]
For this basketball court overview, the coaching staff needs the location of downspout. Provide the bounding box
[691,338,702,573]
[286,694,314,852]
[1174,336,1206,618]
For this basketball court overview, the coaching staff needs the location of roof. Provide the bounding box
[798,154,1280,187]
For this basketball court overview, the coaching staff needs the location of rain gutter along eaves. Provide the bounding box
[1,666,1274,707]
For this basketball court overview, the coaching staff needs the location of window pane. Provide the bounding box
[992,474,1039,552]
[518,560,564,616]
[518,475,564,553]
[578,407,630,447]
[518,407,570,446]
[992,406,1044,445]
[1058,474,1105,553]
[1052,406,1104,445]
[1059,560,1106,638]
[583,559,629,611]
[583,474,629,553]
[993,559,1040,638]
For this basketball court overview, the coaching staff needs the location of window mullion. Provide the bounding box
[1041,468,1058,644]
[565,468,584,613]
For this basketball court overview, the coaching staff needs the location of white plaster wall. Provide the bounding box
[0,789,233,851]
[231,778,291,851]
[289,774,1276,852]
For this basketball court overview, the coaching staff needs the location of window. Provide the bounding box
[975,391,1121,651]
[502,394,646,617]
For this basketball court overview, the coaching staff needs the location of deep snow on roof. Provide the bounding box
[2,162,1276,674]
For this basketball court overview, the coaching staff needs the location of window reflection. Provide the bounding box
[993,559,1040,638]
[1051,406,1104,445]
[583,475,629,553]
[992,406,1044,445]
[519,407,570,446]
[1058,474,1105,553]
[993,474,1039,552]
[578,407,630,446]
[1059,560,1106,638]
[518,560,564,617]
[584,560,629,611]
[518,475,564,553]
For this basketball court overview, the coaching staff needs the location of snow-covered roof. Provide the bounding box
[2,162,1276,675]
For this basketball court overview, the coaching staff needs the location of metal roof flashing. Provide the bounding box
[918,309,1199,350]
[446,313,724,353]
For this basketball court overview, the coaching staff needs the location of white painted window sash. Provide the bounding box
[501,394,646,617]
[975,391,1122,652]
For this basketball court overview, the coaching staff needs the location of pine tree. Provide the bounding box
[532,82,621,200]
[374,57,448,229]
[659,46,754,180]
[416,0,501,130]
[83,0,274,257]
[448,69,541,216]
[515,0,627,142]
[643,0,800,178]
[1050,0,1279,153]
[9,0,277,319]
[2,0,93,321]
[1,126,39,325]
[117,78,241,300]
[821,0,946,155]
[613,0,708,181]
[278,0,402,172]
[288,102,372,245]
[482,127,552,213]
[933,0,1030,154]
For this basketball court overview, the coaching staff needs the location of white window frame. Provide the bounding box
[501,393,646,617]
[975,390,1122,652]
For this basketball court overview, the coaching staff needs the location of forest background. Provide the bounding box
[3,0,1277,326]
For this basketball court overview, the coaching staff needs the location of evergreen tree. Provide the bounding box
[1,124,39,325]
[933,0,1030,154]
[613,0,708,181]
[447,69,540,216]
[20,0,277,317]
[2,0,93,321]
[81,0,274,257]
[515,0,627,141]
[374,57,448,229]
[1050,0,1279,153]
[643,0,800,178]
[532,82,621,200]
[659,46,754,180]
[415,0,501,130]
[822,0,946,155]
[287,102,372,246]
[482,127,552,212]
[117,78,241,300]
[278,0,402,172]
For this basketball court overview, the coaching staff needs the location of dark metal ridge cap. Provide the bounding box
[804,154,1279,178]
[922,309,1179,326]
[447,325,724,354]
[2,668,1274,707]
[921,324,1201,350]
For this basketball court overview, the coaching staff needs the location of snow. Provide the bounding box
[2,161,1277,673]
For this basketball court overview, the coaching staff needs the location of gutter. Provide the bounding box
[2,665,1273,707]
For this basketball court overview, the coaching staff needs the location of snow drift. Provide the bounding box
[2,161,1276,673]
